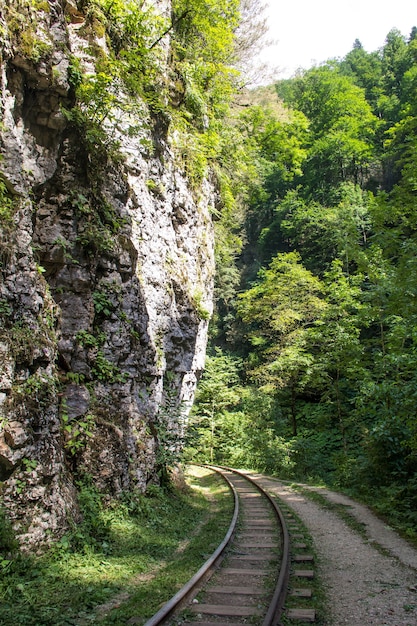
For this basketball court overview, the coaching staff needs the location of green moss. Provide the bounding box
[22,34,52,62]
[7,323,42,364]
[33,0,50,12]
[191,288,211,321]
[4,0,52,62]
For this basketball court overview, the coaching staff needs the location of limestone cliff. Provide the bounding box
[0,0,215,548]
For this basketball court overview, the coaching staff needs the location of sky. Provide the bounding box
[258,0,417,79]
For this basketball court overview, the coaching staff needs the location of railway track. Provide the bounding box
[144,466,316,626]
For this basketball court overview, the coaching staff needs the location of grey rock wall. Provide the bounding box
[0,0,215,548]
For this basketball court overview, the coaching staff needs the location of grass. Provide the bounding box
[292,486,370,541]
[0,466,232,626]
[292,484,417,552]
[348,485,417,549]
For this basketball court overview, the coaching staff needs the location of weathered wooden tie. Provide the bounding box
[221,567,269,575]
[186,622,248,626]
[293,554,314,562]
[240,537,276,543]
[287,607,316,622]
[190,604,261,616]
[233,554,274,561]
[208,585,264,595]
[294,569,314,578]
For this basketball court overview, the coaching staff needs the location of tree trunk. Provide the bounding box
[291,385,297,436]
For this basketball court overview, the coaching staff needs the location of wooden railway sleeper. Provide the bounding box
[144,465,292,626]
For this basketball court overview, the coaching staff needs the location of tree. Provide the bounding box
[188,348,242,462]
[274,184,372,277]
[237,252,326,434]
[308,262,368,449]
[276,65,378,201]
[340,42,384,114]
[170,0,241,126]
[233,0,271,84]
[381,29,410,105]
[237,103,308,277]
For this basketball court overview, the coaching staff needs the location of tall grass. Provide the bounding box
[0,466,231,625]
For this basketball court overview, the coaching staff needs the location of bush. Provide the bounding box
[0,507,17,554]
[69,479,112,550]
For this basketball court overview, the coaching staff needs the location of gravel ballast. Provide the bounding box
[251,474,417,625]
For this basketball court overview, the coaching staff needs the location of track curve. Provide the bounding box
[143,465,291,626]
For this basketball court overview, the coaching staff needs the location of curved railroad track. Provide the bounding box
[144,465,315,626]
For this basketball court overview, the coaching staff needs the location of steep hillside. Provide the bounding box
[0,0,217,548]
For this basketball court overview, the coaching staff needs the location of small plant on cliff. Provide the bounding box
[67,191,122,256]
[13,373,57,411]
[147,373,189,487]
[0,179,17,267]
[76,329,105,349]
[92,282,121,318]
[8,322,40,364]
[92,290,115,317]
[0,180,14,224]
[61,402,95,456]
[91,351,128,383]
[0,299,12,319]
[67,56,83,91]
[191,288,211,320]
[21,458,38,472]
[76,330,127,383]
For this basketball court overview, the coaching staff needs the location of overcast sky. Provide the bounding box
[258,0,417,79]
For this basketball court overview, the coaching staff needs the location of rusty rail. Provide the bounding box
[143,465,291,626]
[230,468,291,626]
[142,467,239,626]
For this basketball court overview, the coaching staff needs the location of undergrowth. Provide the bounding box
[292,483,417,551]
[0,467,231,625]
[263,470,417,549]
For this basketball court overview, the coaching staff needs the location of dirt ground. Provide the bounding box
[252,474,417,625]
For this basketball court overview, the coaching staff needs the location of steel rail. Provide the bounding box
[225,467,291,626]
[143,465,291,626]
[142,467,239,626]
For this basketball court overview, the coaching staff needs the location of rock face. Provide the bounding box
[0,0,215,548]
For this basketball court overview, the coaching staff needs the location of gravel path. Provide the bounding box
[249,473,417,625]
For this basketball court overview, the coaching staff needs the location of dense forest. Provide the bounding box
[1,0,416,550]
[189,27,417,541]
[1,1,417,622]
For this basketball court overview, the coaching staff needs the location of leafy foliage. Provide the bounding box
[190,23,417,541]
[277,65,378,201]
[0,471,232,625]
